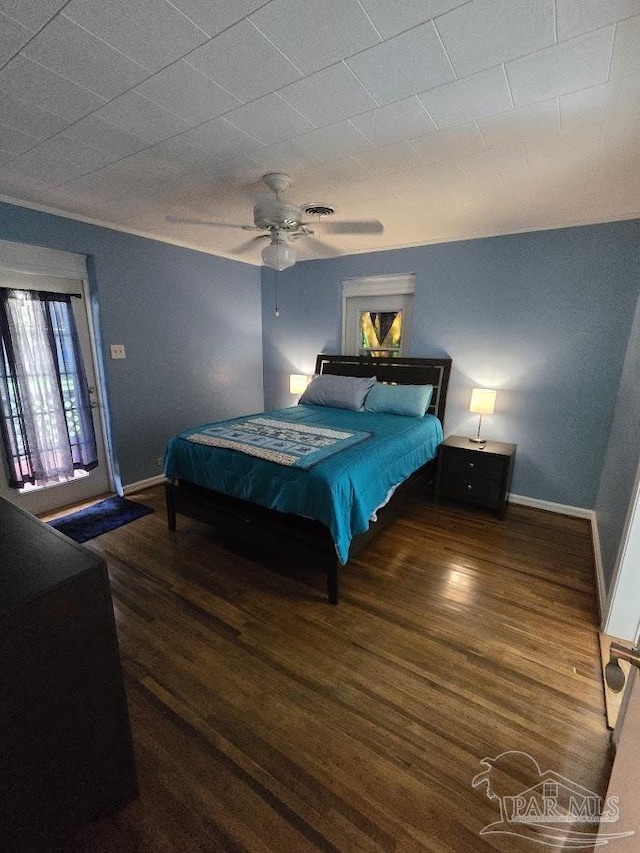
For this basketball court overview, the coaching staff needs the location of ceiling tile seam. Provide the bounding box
[339,116,386,150]
[160,0,222,40]
[0,0,76,34]
[20,16,273,130]
[0,8,37,33]
[431,0,476,25]
[498,23,617,69]
[72,17,616,152]
[605,22,618,83]
[552,0,558,45]
[472,120,491,154]
[0,11,33,48]
[0,118,159,187]
[208,115,269,150]
[2,13,627,145]
[12,50,122,104]
[0,119,43,155]
[501,63,516,111]
[256,17,459,91]
[62,0,210,45]
[353,0,384,41]
[272,90,320,128]
[431,18,459,81]
[404,140,454,171]
[0,57,211,163]
[27,86,277,185]
[0,14,633,226]
[558,11,640,45]
[0,53,563,194]
[338,60,381,109]
[244,16,307,77]
[57,12,154,73]
[178,58,247,106]
[0,46,273,175]
[502,24,619,112]
[415,97,441,134]
[178,0,277,42]
[556,96,564,137]
[94,89,195,135]
[0,0,75,76]
[0,99,149,170]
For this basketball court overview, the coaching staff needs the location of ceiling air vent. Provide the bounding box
[302,204,335,218]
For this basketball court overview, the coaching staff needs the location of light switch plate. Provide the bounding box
[110,344,126,359]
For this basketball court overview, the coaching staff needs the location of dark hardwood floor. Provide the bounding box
[74,486,612,853]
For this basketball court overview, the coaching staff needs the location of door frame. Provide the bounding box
[603,462,640,643]
[0,239,114,511]
[341,273,416,356]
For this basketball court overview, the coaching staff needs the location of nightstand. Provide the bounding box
[435,435,516,518]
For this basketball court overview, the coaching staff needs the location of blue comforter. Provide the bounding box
[164,404,442,564]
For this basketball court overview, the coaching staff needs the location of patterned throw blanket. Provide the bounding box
[187,416,371,470]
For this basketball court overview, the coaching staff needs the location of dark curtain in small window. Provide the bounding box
[0,288,98,489]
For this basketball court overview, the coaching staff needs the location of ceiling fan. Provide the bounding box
[167,172,383,270]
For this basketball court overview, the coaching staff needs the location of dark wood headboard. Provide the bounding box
[315,354,452,424]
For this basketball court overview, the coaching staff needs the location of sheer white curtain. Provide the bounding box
[6,290,75,483]
[0,288,97,489]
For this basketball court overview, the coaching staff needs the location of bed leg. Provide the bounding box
[165,482,176,531]
[327,562,338,605]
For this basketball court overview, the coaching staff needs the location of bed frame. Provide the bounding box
[165,355,452,604]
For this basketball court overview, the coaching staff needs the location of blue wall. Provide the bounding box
[0,202,263,486]
[2,197,638,591]
[262,220,640,510]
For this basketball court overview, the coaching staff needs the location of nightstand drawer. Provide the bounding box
[441,447,505,481]
[438,473,502,506]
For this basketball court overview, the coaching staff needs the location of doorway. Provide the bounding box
[0,268,111,515]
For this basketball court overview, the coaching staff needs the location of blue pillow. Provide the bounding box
[364,382,434,418]
[299,374,376,410]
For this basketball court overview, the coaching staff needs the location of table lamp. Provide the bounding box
[469,388,496,443]
[289,374,310,396]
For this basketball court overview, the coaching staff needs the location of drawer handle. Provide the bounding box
[468,462,475,468]
[467,484,473,490]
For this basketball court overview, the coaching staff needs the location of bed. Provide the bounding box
[164,354,451,604]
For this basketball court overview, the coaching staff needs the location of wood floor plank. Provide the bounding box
[74,487,612,852]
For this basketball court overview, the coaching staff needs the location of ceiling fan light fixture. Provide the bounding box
[261,239,296,271]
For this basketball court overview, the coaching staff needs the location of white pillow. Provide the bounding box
[299,374,376,410]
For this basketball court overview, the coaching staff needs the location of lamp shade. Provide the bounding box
[262,240,296,271]
[289,374,310,395]
[469,388,496,415]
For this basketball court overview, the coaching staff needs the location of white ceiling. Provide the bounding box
[0,0,639,265]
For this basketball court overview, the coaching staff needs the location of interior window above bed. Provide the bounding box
[342,274,414,358]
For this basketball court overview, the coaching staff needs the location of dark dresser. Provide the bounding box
[435,435,516,518]
[0,497,136,852]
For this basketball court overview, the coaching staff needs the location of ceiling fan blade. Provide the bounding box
[166,214,249,229]
[232,235,269,254]
[301,236,342,258]
[324,219,384,235]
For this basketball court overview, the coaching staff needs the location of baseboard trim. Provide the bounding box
[510,493,607,623]
[509,493,591,518]
[123,474,166,494]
